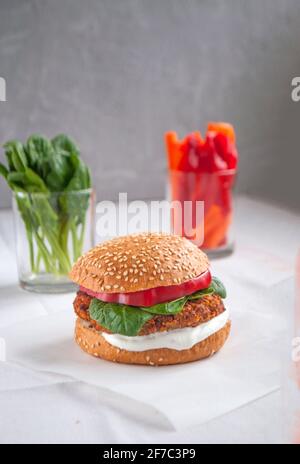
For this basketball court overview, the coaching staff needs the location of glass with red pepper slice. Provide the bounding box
[165,122,238,257]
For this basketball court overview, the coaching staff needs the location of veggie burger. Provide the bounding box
[70,233,230,366]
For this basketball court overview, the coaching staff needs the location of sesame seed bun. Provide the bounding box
[75,317,231,366]
[69,233,209,293]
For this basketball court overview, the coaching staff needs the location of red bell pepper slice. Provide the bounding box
[80,269,212,307]
[207,122,236,143]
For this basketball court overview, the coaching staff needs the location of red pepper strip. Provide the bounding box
[207,122,236,143]
[213,132,238,170]
[202,205,232,249]
[80,269,212,307]
[165,131,182,170]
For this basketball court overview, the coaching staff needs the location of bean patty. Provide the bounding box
[73,290,225,336]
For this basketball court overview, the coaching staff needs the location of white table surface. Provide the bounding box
[0,195,298,444]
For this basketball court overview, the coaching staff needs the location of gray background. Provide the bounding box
[0,0,300,209]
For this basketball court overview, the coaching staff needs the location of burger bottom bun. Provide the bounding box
[75,317,231,366]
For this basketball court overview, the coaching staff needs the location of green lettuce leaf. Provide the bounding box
[141,296,187,315]
[89,299,153,337]
[210,276,227,299]
[187,287,214,300]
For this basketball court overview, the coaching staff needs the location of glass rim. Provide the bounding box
[168,168,237,176]
[12,188,94,199]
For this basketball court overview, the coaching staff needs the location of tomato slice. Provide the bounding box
[80,270,212,307]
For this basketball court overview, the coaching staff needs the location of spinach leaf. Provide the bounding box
[46,151,73,192]
[140,296,187,315]
[0,133,92,277]
[89,299,153,337]
[25,135,53,180]
[4,141,28,172]
[51,134,80,158]
[187,277,226,301]
[46,134,80,191]
[3,144,15,171]
[0,163,8,180]
[60,152,91,226]
[210,276,227,299]
[138,276,226,315]
[24,168,49,192]
[7,171,26,187]
[7,169,48,193]
[187,287,215,300]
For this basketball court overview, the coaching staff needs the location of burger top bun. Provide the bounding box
[69,233,209,294]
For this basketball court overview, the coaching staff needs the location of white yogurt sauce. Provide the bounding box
[102,309,229,352]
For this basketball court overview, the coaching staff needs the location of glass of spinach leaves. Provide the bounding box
[0,134,95,293]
